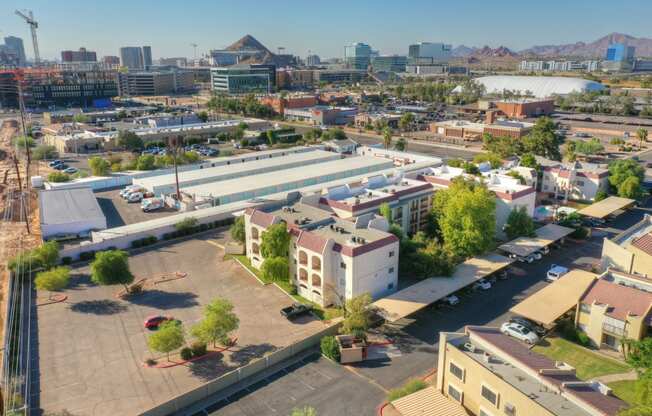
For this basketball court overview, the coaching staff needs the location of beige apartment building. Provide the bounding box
[437,326,627,416]
[602,214,652,277]
[538,159,609,202]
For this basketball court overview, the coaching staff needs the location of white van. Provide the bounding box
[141,198,164,212]
[546,264,569,282]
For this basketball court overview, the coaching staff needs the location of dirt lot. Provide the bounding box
[94,188,178,227]
[32,230,328,416]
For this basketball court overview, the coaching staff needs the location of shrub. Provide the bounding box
[558,319,591,347]
[47,172,70,183]
[180,347,193,361]
[175,217,198,233]
[145,358,157,366]
[387,379,428,402]
[320,336,340,362]
[261,257,289,282]
[190,342,207,357]
[571,226,589,240]
[61,256,72,265]
[9,241,60,273]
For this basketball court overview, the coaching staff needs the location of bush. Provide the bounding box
[47,172,70,183]
[32,145,58,160]
[571,226,589,240]
[191,342,208,357]
[175,217,198,233]
[79,251,96,261]
[9,241,60,273]
[180,347,193,361]
[387,379,428,402]
[558,319,591,347]
[131,235,158,248]
[61,256,72,265]
[145,358,157,366]
[320,336,340,362]
[261,257,289,282]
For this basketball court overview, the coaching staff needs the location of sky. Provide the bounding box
[2,0,651,61]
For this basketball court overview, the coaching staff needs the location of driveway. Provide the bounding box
[31,231,327,416]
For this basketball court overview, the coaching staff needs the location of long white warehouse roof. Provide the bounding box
[462,75,605,98]
[134,150,339,193]
[182,156,394,204]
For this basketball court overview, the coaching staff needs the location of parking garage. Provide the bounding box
[497,223,575,261]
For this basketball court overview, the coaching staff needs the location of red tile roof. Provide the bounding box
[249,209,278,228]
[581,279,652,323]
[631,233,652,256]
[296,231,329,254]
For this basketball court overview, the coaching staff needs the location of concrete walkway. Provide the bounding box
[595,370,639,383]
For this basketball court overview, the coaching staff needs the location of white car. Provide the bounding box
[442,295,460,306]
[532,252,543,261]
[546,264,569,282]
[501,322,540,345]
[473,279,492,291]
[126,192,143,203]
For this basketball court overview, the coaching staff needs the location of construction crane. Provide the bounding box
[15,10,40,65]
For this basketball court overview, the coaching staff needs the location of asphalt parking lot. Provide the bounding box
[31,231,328,416]
[94,188,178,227]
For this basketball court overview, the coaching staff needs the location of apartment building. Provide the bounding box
[538,158,609,202]
[243,201,399,306]
[576,270,652,351]
[418,165,536,236]
[602,214,652,276]
[438,326,627,416]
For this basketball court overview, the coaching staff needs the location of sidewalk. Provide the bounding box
[595,369,638,383]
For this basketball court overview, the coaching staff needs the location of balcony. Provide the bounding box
[602,322,625,337]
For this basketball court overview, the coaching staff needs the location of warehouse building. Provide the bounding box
[39,187,107,240]
[183,156,394,206]
[134,150,340,195]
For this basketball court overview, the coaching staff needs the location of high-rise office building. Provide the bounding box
[344,42,375,70]
[604,43,636,72]
[102,56,121,65]
[306,54,321,66]
[120,47,144,70]
[142,46,152,69]
[4,36,26,66]
[408,42,452,62]
[61,47,97,63]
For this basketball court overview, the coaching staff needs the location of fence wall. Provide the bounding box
[139,321,341,416]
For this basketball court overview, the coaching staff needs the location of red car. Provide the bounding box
[144,315,173,329]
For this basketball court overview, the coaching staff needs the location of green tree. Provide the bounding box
[32,145,58,160]
[197,111,209,123]
[47,172,70,183]
[398,112,415,132]
[12,136,35,149]
[148,320,185,361]
[379,202,392,224]
[72,113,89,123]
[519,153,539,170]
[260,223,290,258]
[35,266,70,299]
[394,138,408,152]
[609,159,645,191]
[473,152,503,169]
[638,128,649,150]
[321,128,347,141]
[436,179,496,258]
[90,250,134,293]
[230,216,245,244]
[88,156,111,176]
[382,127,392,149]
[504,206,536,240]
[266,129,278,145]
[136,154,156,170]
[9,241,59,272]
[619,176,646,200]
[482,133,521,158]
[261,257,289,282]
[595,189,609,201]
[618,405,652,416]
[626,337,652,377]
[191,298,239,347]
[521,117,563,160]
[291,406,317,416]
[411,239,456,279]
[175,217,198,232]
[117,131,143,151]
[573,138,605,155]
[340,293,372,338]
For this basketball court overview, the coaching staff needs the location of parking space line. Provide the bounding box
[204,240,224,249]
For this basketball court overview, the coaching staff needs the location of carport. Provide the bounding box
[509,270,597,327]
[391,386,467,416]
[577,196,636,219]
[497,223,575,259]
[374,253,513,323]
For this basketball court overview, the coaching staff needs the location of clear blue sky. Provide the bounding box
[2,0,651,61]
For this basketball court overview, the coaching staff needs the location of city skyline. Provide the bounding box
[2,0,652,61]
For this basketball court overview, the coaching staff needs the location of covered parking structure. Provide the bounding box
[577,196,636,220]
[509,269,597,327]
[497,223,574,259]
[373,253,514,323]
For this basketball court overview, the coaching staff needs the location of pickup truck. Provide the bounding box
[280,303,312,320]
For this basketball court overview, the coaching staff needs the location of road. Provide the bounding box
[200,199,652,416]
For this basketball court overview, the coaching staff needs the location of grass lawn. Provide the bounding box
[228,254,343,321]
[533,337,630,380]
[609,379,652,407]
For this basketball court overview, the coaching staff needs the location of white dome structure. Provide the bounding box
[457,75,605,98]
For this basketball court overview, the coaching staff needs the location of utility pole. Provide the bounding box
[12,153,30,234]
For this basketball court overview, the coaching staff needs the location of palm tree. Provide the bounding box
[382,127,392,150]
[637,128,648,150]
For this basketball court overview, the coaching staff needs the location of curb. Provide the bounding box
[36,294,68,306]
[232,258,268,286]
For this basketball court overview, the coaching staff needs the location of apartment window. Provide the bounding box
[575,180,585,186]
[389,267,395,274]
[387,283,394,290]
[580,303,591,313]
[504,402,516,416]
[479,410,495,416]
[389,251,395,258]
[481,385,498,407]
[340,262,346,269]
[449,362,464,381]
[447,384,462,403]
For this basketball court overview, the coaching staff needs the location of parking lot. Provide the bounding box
[94,188,178,227]
[31,231,328,416]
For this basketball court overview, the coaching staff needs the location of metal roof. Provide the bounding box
[391,387,467,416]
[467,76,605,98]
[39,187,105,226]
[577,196,635,219]
[510,270,597,326]
[498,224,575,258]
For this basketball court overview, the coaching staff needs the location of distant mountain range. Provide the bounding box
[452,33,652,60]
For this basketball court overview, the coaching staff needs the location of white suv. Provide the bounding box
[501,322,540,345]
